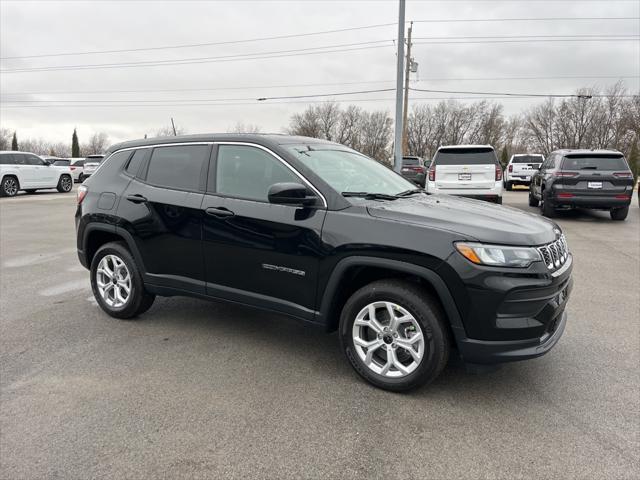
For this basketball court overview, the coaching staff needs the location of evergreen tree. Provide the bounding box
[72,129,80,158]
[500,148,509,168]
[11,131,18,151]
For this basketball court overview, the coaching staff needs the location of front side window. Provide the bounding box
[146,145,208,191]
[286,145,414,196]
[216,145,299,201]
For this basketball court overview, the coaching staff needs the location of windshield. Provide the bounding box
[512,155,543,164]
[434,148,497,166]
[287,145,415,196]
[562,154,628,171]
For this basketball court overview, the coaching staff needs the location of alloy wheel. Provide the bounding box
[61,176,72,192]
[3,178,18,196]
[96,254,132,308]
[352,301,425,378]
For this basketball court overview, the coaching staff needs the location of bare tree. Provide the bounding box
[228,122,262,134]
[154,124,185,137]
[0,128,12,150]
[81,132,109,155]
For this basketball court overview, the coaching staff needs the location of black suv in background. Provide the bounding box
[400,156,426,186]
[76,134,572,391]
[530,149,634,220]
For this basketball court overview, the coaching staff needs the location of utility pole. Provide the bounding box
[393,0,406,173]
[171,117,177,136]
[401,21,413,155]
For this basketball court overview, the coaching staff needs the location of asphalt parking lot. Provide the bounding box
[1,186,638,479]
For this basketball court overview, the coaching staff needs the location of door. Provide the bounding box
[202,143,327,320]
[117,145,211,293]
[26,154,57,186]
[13,154,40,187]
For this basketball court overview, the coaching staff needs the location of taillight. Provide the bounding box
[413,166,425,173]
[556,172,578,177]
[615,194,631,199]
[495,165,502,181]
[613,172,633,178]
[508,164,513,173]
[557,193,574,198]
[70,166,76,171]
[428,165,436,182]
[77,185,88,204]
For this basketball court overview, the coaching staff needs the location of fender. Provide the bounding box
[81,222,148,275]
[317,256,466,338]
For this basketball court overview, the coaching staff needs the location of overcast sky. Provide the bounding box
[1,0,639,146]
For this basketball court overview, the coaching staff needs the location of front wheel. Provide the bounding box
[610,206,628,221]
[541,192,556,218]
[528,191,539,207]
[339,279,450,392]
[57,174,72,193]
[90,242,155,319]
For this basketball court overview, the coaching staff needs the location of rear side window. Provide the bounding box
[125,149,147,176]
[146,145,208,191]
[512,155,543,164]
[0,154,15,165]
[72,159,85,166]
[216,145,299,201]
[434,148,497,165]
[561,154,628,171]
[52,160,70,166]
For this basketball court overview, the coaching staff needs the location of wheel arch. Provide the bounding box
[318,256,465,340]
[83,223,146,274]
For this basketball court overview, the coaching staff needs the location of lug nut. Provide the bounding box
[393,332,398,338]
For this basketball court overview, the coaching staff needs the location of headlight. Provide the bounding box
[455,242,541,268]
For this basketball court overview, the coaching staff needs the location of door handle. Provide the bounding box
[205,207,235,218]
[126,194,148,204]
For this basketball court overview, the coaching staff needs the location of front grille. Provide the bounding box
[537,235,569,271]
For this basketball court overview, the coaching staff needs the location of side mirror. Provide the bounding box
[268,182,317,207]
[43,160,51,166]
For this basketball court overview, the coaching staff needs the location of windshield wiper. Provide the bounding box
[396,188,424,197]
[342,191,398,200]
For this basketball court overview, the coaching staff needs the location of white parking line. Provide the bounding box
[40,278,90,297]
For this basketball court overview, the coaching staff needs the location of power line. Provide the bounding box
[2,17,636,61]
[0,41,394,74]
[0,23,396,60]
[3,75,637,97]
[414,35,640,40]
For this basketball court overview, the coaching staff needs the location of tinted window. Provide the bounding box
[402,157,421,166]
[512,155,543,164]
[25,155,44,166]
[562,154,628,171]
[71,159,85,166]
[216,145,300,201]
[434,148,497,166]
[52,159,70,166]
[146,145,208,191]
[0,154,15,165]
[125,149,147,176]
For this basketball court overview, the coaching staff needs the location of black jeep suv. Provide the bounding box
[76,134,573,391]
[530,149,634,220]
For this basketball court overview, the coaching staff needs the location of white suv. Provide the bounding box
[425,145,503,204]
[0,151,74,197]
[504,154,544,191]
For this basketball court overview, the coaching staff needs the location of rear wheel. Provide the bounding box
[541,192,556,218]
[57,174,72,193]
[90,242,155,319]
[1,176,19,197]
[610,206,629,221]
[339,279,450,392]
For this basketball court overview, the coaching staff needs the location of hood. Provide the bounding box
[366,194,559,246]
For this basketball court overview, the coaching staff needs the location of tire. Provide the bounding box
[541,192,556,218]
[339,279,450,392]
[528,191,539,207]
[495,196,503,205]
[57,174,73,193]
[610,206,629,221]
[90,242,155,319]
[78,174,85,183]
[1,176,19,197]
[505,181,512,191]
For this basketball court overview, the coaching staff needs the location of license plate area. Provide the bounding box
[588,181,603,189]
[458,173,472,181]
